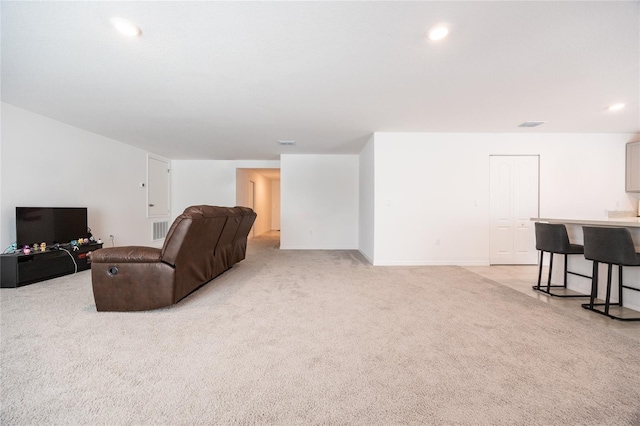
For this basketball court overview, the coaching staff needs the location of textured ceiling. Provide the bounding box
[2,1,639,160]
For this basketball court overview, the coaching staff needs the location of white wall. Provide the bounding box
[171,160,279,224]
[271,180,281,231]
[358,135,375,263]
[171,160,237,217]
[1,103,159,248]
[280,154,359,249]
[370,132,637,265]
[5,104,634,262]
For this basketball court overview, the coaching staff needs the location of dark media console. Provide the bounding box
[1,243,102,288]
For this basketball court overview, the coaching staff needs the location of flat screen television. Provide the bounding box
[16,207,88,248]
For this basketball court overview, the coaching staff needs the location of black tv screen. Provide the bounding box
[16,207,88,248]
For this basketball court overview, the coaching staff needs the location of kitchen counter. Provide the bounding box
[532,217,640,228]
[530,217,640,311]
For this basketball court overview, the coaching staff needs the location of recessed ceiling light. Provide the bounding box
[608,103,625,111]
[428,25,449,41]
[111,17,142,37]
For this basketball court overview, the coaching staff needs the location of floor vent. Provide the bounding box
[152,221,169,241]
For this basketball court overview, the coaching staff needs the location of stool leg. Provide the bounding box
[547,253,554,293]
[536,251,544,290]
[604,264,613,316]
[618,266,623,307]
[563,255,568,288]
[589,261,599,308]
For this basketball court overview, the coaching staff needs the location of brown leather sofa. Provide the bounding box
[90,205,256,312]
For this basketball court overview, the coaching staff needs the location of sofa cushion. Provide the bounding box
[231,207,257,264]
[90,246,162,263]
[212,207,244,278]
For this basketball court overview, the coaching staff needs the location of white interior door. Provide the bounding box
[148,155,170,217]
[490,155,539,264]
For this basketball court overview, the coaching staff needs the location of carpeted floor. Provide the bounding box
[1,234,640,425]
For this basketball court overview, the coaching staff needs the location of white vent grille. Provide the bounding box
[518,121,546,128]
[152,221,169,241]
[277,140,296,146]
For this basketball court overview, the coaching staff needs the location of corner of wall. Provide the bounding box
[358,248,374,265]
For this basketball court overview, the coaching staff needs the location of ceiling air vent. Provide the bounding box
[277,140,296,146]
[518,121,546,128]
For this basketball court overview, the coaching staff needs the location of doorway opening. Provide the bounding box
[235,168,281,241]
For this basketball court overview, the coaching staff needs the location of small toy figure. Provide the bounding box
[77,238,83,245]
[40,242,46,251]
[83,238,89,244]
[22,246,31,255]
[97,238,102,244]
[32,243,39,252]
[70,240,79,251]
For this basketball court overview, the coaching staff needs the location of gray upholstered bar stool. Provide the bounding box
[532,222,591,297]
[581,226,640,321]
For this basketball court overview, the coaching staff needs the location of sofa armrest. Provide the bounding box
[90,246,162,263]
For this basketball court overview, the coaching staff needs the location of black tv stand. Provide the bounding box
[1,243,102,288]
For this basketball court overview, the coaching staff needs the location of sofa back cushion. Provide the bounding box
[162,206,229,301]
[231,207,257,264]
[212,207,244,277]
[161,214,192,266]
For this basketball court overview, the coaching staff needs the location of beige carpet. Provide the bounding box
[1,234,640,425]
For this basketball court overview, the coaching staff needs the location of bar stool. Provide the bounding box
[581,226,640,321]
[532,222,591,297]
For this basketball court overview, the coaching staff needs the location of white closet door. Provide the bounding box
[148,155,170,217]
[490,155,539,265]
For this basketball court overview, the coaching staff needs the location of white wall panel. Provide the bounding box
[372,132,636,265]
[281,154,358,249]
[171,160,236,217]
[358,136,375,262]
[1,103,156,248]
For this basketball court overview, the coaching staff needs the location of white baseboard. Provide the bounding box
[372,260,491,267]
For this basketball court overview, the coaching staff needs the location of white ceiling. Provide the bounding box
[2,1,639,161]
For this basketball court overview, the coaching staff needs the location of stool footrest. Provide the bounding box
[567,271,592,280]
[531,285,589,297]
[532,271,591,298]
[581,303,640,321]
